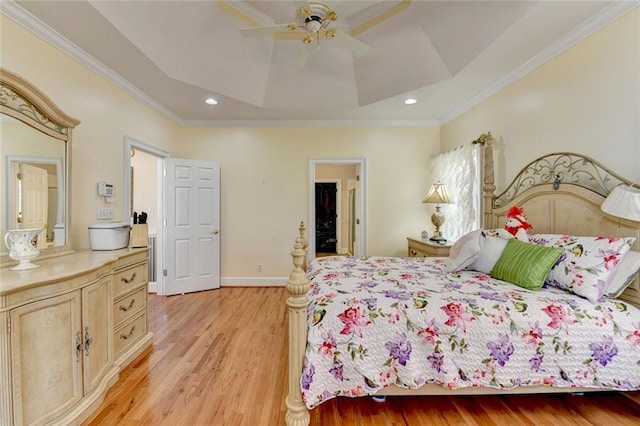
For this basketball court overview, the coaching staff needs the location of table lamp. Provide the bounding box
[601,184,640,221]
[422,182,452,242]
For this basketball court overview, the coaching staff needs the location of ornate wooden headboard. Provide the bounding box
[481,146,640,305]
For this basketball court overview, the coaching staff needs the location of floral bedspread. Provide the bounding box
[301,256,640,409]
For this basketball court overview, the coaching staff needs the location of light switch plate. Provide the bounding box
[97,208,113,220]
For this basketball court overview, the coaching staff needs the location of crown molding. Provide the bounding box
[438,1,640,125]
[4,0,637,128]
[182,119,440,127]
[1,0,184,124]
[1,0,437,128]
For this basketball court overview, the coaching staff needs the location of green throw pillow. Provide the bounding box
[491,239,563,290]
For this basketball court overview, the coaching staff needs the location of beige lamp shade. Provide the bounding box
[601,185,640,221]
[422,183,452,205]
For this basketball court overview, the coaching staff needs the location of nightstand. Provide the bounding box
[407,237,452,257]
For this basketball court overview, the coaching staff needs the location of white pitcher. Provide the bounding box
[4,228,41,271]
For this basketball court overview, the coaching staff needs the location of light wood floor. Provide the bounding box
[85,287,640,425]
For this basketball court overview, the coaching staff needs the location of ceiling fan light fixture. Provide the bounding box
[306,17,322,33]
[303,35,314,44]
[404,98,418,105]
[205,98,218,105]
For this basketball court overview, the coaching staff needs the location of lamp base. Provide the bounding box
[430,222,446,243]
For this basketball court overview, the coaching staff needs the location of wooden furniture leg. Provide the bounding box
[285,222,311,425]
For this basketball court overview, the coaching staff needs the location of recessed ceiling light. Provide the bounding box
[205,98,218,105]
[404,98,417,105]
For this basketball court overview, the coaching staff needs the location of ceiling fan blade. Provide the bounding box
[294,43,311,68]
[241,24,296,37]
[332,30,370,56]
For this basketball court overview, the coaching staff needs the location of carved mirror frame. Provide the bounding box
[0,68,79,267]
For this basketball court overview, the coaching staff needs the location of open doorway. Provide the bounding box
[123,136,168,294]
[308,158,366,261]
[315,180,339,256]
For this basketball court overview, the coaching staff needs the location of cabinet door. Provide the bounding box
[11,292,83,425]
[82,277,113,394]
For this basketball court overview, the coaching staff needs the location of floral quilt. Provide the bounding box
[301,256,640,409]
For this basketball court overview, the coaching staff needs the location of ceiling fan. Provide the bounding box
[240,1,371,67]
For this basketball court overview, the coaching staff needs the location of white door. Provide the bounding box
[164,158,220,295]
[20,163,48,248]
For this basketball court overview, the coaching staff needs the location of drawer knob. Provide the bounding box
[119,299,136,312]
[84,326,93,356]
[120,272,137,284]
[76,331,84,362]
[120,325,136,340]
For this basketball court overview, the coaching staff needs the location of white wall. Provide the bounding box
[441,8,640,191]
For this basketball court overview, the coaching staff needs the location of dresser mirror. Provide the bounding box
[0,68,79,267]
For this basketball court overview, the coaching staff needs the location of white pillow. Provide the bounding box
[528,234,635,303]
[468,236,508,274]
[606,251,640,298]
[444,229,483,272]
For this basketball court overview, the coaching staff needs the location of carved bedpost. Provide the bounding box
[299,222,308,272]
[479,133,497,228]
[285,221,311,426]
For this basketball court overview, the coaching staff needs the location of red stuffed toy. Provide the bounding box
[498,206,533,241]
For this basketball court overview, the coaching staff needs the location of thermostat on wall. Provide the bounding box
[97,181,114,197]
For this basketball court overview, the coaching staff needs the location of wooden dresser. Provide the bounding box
[0,248,152,426]
[407,237,452,257]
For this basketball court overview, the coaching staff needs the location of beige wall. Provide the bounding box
[441,8,640,191]
[173,127,440,276]
[1,16,177,252]
[1,16,440,278]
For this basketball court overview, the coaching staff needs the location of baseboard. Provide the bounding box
[221,277,287,287]
[147,278,288,291]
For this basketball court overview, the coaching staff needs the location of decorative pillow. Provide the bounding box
[529,234,635,303]
[606,251,640,298]
[468,236,508,274]
[491,239,563,291]
[444,229,483,272]
[482,229,502,238]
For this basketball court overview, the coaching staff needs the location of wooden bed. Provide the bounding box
[284,137,640,425]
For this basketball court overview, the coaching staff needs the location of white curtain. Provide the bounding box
[430,144,481,241]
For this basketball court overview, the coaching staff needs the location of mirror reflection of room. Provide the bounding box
[1,115,66,253]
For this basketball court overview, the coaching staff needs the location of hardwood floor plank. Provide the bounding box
[84,287,640,425]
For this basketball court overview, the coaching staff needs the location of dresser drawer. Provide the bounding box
[113,262,148,298]
[113,287,147,328]
[407,237,451,258]
[113,312,148,358]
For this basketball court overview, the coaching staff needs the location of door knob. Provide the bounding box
[211,229,219,235]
